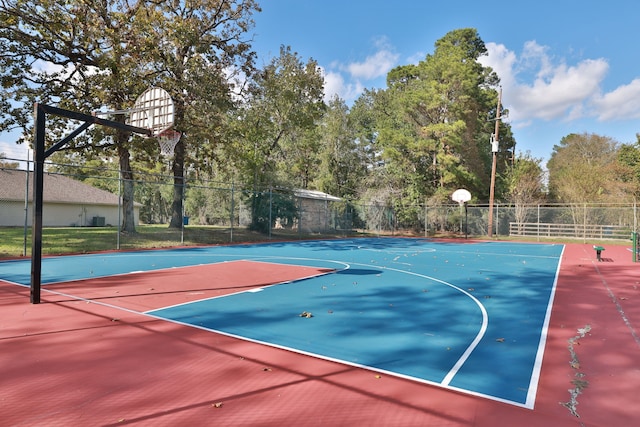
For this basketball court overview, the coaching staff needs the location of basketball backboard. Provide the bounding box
[129,87,174,137]
[452,188,471,205]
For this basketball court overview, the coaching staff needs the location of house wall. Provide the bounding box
[0,201,139,227]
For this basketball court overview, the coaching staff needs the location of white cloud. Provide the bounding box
[480,41,613,124]
[323,39,399,102]
[592,78,640,121]
[323,70,346,101]
[32,59,66,75]
[346,49,399,80]
[322,69,364,103]
[479,42,517,88]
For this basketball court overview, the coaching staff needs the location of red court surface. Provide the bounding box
[1,242,639,426]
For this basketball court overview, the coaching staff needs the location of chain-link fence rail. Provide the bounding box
[1,160,638,257]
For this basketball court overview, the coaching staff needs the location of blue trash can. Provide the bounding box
[183,216,189,226]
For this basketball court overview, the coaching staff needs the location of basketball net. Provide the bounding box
[157,129,181,156]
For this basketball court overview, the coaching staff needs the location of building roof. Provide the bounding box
[294,188,341,202]
[0,169,121,205]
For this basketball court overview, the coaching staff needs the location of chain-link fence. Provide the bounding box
[1,161,638,257]
[425,202,638,241]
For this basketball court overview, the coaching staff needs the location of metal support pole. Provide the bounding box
[465,203,468,239]
[117,171,121,250]
[29,103,151,304]
[268,187,272,239]
[230,181,235,243]
[30,104,46,304]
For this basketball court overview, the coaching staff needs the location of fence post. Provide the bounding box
[23,156,30,257]
[537,204,540,241]
[300,195,304,237]
[180,175,185,245]
[117,171,121,250]
[424,204,428,237]
[230,181,234,243]
[268,187,272,239]
[583,203,587,243]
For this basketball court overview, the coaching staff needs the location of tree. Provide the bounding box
[313,96,368,199]
[506,152,545,230]
[359,28,512,228]
[1,0,260,231]
[231,46,325,231]
[547,133,620,203]
[616,134,640,198]
[0,0,162,232]
[547,132,623,227]
[142,0,260,228]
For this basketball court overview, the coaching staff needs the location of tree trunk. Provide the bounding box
[117,142,137,233]
[169,137,185,229]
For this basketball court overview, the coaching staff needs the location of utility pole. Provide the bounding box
[488,87,502,238]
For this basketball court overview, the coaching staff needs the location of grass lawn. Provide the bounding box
[1,225,628,260]
[0,225,353,259]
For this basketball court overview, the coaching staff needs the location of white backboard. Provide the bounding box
[129,87,174,136]
[452,188,471,204]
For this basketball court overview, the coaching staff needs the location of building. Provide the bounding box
[0,169,138,227]
[294,189,342,233]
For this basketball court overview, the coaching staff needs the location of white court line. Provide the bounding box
[338,261,489,387]
[148,255,489,390]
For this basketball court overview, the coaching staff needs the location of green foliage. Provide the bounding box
[547,133,620,202]
[231,45,326,195]
[135,176,173,225]
[313,96,368,198]
[356,28,512,224]
[506,152,545,203]
[616,139,640,197]
[184,183,235,226]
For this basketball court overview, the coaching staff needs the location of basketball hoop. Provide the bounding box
[157,128,181,156]
[452,189,471,239]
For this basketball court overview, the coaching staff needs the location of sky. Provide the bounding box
[2,0,639,166]
[249,0,640,164]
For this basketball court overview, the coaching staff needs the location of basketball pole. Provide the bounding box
[465,202,468,239]
[30,103,150,304]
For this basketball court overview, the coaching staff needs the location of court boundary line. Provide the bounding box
[524,244,566,407]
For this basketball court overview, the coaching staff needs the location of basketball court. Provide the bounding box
[2,238,639,425]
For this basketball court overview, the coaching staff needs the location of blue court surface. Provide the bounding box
[1,238,564,408]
